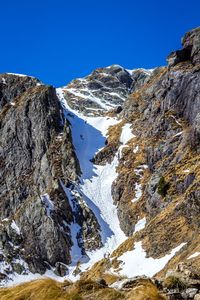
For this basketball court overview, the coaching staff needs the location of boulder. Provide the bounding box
[54,262,69,277]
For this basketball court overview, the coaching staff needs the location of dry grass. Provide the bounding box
[125,280,166,300]
[0,277,167,300]
[0,278,73,300]
[0,278,124,300]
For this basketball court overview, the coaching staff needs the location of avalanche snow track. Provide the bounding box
[57,88,126,279]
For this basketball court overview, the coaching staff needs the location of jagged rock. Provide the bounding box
[72,265,82,277]
[119,276,152,290]
[167,292,183,300]
[0,76,101,277]
[11,263,25,275]
[0,273,7,280]
[167,48,192,67]
[62,65,152,116]
[0,73,41,108]
[95,278,107,287]
[67,184,102,252]
[182,26,200,65]
[54,262,69,277]
[185,288,198,298]
[167,27,200,67]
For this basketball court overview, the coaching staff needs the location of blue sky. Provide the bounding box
[0,0,199,87]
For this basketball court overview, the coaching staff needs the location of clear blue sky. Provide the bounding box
[0,0,199,87]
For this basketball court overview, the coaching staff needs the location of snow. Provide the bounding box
[170,115,182,127]
[10,221,21,235]
[57,88,126,279]
[133,145,139,153]
[187,252,200,259]
[6,73,31,78]
[126,68,154,76]
[41,194,54,217]
[134,218,146,233]
[173,131,183,137]
[117,242,186,278]
[183,169,190,173]
[131,165,148,203]
[60,182,87,266]
[64,84,122,111]
[132,182,142,203]
[120,123,135,145]
[1,77,6,84]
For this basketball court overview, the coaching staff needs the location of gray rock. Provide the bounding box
[62,65,152,116]
[11,263,25,275]
[0,76,101,278]
[54,262,69,277]
[185,288,198,298]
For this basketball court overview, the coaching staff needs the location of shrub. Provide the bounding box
[164,276,185,290]
[157,176,169,197]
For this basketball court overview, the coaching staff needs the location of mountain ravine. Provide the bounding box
[0,27,200,299]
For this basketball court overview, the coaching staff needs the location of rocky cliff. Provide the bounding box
[0,74,102,280]
[0,27,200,300]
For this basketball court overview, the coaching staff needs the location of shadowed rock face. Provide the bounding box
[0,74,41,109]
[167,26,200,67]
[0,76,101,277]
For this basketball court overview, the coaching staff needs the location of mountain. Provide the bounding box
[0,26,200,299]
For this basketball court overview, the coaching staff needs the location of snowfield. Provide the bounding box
[116,242,186,278]
[57,88,127,279]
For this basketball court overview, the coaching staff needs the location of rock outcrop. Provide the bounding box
[0,75,101,280]
[62,65,151,116]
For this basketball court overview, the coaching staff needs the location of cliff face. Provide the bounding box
[96,27,200,279]
[0,75,101,279]
[0,27,200,292]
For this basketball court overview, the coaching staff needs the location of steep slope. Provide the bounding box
[0,27,200,297]
[0,74,102,284]
[82,26,200,285]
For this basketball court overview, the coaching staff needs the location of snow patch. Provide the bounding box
[1,77,6,84]
[57,88,126,279]
[10,221,20,235]
[133,145,139,153]
[134,218,146,233]
[126,68,154,76]
[6,73,31,78]
[117,242,186,278]
[187,252,200,259]
[120,123,135,145]
[41,194,54,217]
[132,183,142,203]
[131,165,148,203]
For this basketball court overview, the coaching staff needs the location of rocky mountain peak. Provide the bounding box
[61,65,152,116]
